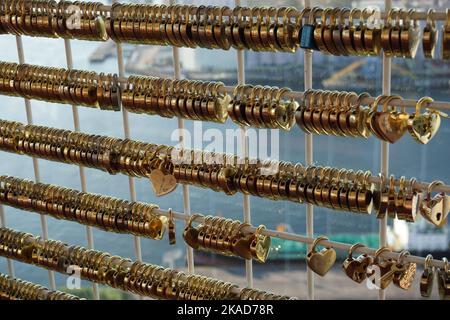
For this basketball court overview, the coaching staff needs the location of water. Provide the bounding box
[1,35,450,289]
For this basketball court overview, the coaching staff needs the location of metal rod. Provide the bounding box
[151,208,448,270]
[0,205,14,277]
[236,0,253,290]
[14,35,56,291]
[304,0,314,301]
[98,4,450,21]
[117,79,450,111]
[63,38,100,301]
[169,0,195,276]
[379,0,392,301]
[5,230,265,299]
[112,0,143,300]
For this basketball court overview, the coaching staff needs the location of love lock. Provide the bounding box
[367,247,397,290]
[420,254,435,298]
[149,158,178,197]
[438,258,450,300]
[342,243,373,283]
[249,225,271,263]
[183,214,201,249]
[300,7,320,50]
[370,95,409,144]
[419,180,449,227]
[307,236,336,277]
[407,97,441,145]
[393,251,416,290]
[231,223,254,260]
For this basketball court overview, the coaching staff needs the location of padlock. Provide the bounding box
[439,194,450,227]
[300,7,320,50]
[419,180,448,227]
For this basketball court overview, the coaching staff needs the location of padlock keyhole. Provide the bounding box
[436,212,442,221]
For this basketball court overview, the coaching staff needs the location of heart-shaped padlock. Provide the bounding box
[149,158,178,197]
[367,95,408,143]
[307,236,336,277]
[419,180,447,227]
[249,225,271,263]
[342,243,373,283]
[408,97,441,145]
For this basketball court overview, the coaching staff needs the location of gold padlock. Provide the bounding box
[393,250,416,290]
[420,254,435,298]
[420,180,447,227]
[342,243,373,283]
[307,236,336,277]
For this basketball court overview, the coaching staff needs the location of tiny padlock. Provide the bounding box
[249,225,271,263]
[438,258,450,300]
[392,251,416,290]
[342,243,373,283]
[420,254,435,298]
[300,7,320,50]
[231,223,253,260]
[167,208,176,245]
[182,214,202,250]
[307,236,336,276]
[420,180,447,227]
[367,247,396,290]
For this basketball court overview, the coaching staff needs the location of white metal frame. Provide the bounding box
[235,0,254,290]
[63,38,100,300]
[14,35,56,291]
[111,0,145,299]
[169,0,195,276]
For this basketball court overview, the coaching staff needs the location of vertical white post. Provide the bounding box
[235,0,253,289]
[304,0,314,300]
[15,35,56,291]
[0,205,15,277]
[169,0,195,275]
[63,39,100,300]
[379,0,392,301]
[112,0,143,299]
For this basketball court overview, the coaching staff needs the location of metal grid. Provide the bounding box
[0,0,447,300]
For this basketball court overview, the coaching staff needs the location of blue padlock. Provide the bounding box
[300,7,320,50]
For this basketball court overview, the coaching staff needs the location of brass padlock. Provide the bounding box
[367,247,396,290]
[438,258,450,300]
[392,250,416,290]
[420,255,435,298]
[182,214,202,250]
[342,243,373,283]
[307,236,336,277]
[249,225,271,263]
[167,208,176,245]
[420,180,447,227]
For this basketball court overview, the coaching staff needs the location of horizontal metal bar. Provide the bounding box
[13,232,258,299]
[153,208,448,270]
[2,115,450,195]
[117,77,450,111]
[99,4,450,21]
[220,86,450,111]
